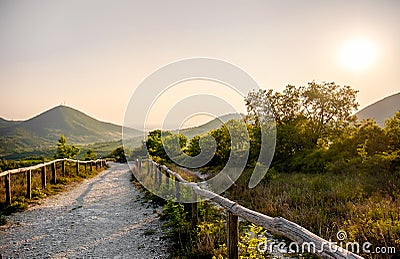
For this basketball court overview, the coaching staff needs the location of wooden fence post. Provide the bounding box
[227,212,239,259]
[191,191,198,229]
[51,162,57,184]
[84,163,87,172]
[26,169,32,199]
[154,164,157,187]
[76,161,79,175]
[96,161,99,170]
[41,165,46,190]
[165,170,170,187]
[175,180,181,200]
[158,167,162,188]
[90,161,93,172]
[5,172,11,205]
[62,159,66,175]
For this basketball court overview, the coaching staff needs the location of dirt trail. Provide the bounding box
[0,162,168,258]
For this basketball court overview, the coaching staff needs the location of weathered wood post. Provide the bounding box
[227,212,239,259]
[175,180,181,200]
[84,162,87,172]
[26,169,32,199]
[90,161,93,172]
[153,163,157,187]
[96,161,99,170]
[41,165,46,190]
[62,159,66,176]
[165,169,170,187]
[191,190,198,229]
[158,166,162,188]
[76,160,79,175]
[5,172,11,205]
[51,162,57,184]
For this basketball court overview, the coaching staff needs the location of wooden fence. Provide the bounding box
[136,159,363,259]
[0,158,108,205]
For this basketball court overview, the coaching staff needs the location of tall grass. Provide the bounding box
[225,168,400,257]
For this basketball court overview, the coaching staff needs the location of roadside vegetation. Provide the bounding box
[144,82,400,258]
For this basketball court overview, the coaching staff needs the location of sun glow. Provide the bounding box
[340,38,378,71]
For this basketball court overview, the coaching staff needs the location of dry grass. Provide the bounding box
[0,161,105,216]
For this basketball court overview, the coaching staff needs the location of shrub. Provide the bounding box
[32,187,46,199]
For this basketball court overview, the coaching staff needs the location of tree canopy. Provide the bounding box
[54,134,80,159]
[84,148,97,161]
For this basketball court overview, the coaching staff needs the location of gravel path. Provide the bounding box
[0,162,168,258]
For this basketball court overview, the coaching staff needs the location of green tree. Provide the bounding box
[54,134,80,159]
[385,111,400,152]
[328,119,388,160]
[145,129,187,162]
[145,130,170,159]
[245,82,358,145]
[301,81,359,144]
[245,85,301,125]
[111,146,130,163]
[84,148,97,161]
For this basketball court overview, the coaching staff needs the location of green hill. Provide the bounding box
[177,113,243,139]
[0,105,142,157]
[356,92,400,127]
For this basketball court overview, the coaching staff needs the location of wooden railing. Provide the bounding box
[0,158,108,205]
[136,159,363,259]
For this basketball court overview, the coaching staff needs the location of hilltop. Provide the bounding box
[0,105,141,157]
[356,92,400,127]
[177,113,242,139]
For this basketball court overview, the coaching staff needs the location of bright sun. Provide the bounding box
[340,38,378,71]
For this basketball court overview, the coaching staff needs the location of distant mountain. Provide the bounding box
[177,113,243,139]
[356,92,400,127]
[0,105,142,157]
[0,118,18,128]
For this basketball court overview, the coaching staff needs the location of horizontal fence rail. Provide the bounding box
[1,158,108,205]
[136,159,363,259]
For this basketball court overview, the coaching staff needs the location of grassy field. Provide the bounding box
[223,167,400,257]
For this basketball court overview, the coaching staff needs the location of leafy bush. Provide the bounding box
[344,194,400,256]
[110,146,130,163]
[32,187,46,199]
[162,201,191,244]
[54,134,80,159]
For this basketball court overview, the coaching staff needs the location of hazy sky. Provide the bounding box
[1,0,399,128]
